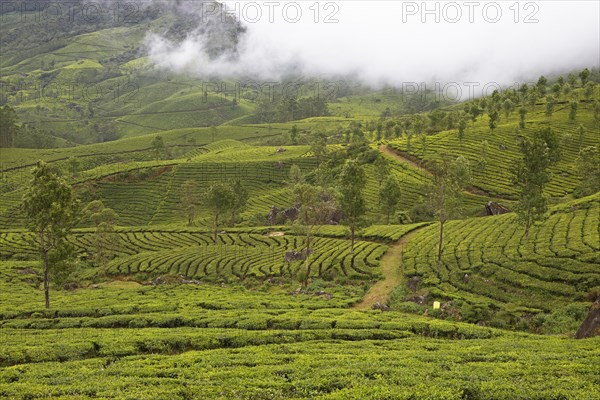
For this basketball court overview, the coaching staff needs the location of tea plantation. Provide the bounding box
[1,4,599,398]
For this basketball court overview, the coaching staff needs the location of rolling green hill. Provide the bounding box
[1,4,599,399]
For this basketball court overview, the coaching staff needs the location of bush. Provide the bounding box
[460,302,493,324]
[534,303,590,334]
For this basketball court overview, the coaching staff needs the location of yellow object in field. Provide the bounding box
[433,301,441,310]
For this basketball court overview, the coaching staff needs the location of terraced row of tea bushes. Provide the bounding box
[0,332,597,399]
[402,194,600,313]
[104,234,387,282]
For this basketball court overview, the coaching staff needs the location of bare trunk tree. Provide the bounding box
[437,220,445,279]
[40,229,50,309]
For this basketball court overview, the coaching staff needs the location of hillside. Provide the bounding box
[1,3,599,399]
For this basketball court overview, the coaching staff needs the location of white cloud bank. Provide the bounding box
[144,1,600,87]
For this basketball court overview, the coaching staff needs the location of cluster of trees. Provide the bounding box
[450,68,599,143]
[254,95,329,123]
[0,106,58,148]
[0,105,120,149]
[181,179,248,242]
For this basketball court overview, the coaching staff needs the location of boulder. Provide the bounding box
[407,276,421,292]
[372,302,390,311]
[575,300,600,339]
[485,201,511,216]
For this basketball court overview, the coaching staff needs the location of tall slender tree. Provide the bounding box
[379,175,401,224]
[293,184,337,283]
[424,156,471,279]
[518,106,527,129]
[83,200,120,268]
[181,180,199,226]
[205,183,235,243]
[513,128,560,238]
[23,162,80,308]
[338,160,367,254]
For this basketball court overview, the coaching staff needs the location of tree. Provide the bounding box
[513,128,560,238]
[518,106,527,129]
[551,83,561,96]
[0,105,19,148]
[518,84,529,100]
[567,73,577,86]
[545,96,556,119]
[375,122,383,141]
[569,101,578,122]
[394,124,402,138]
[23,162,79,308]
[577,124,586,150]
[310,132,328,163]
[574,145,600,197]
[289,164,304,185]
[536,75,548,94]
[488,110,499,132]
[458,117,467,143]
[151,135,165,160]
[419,134,428,156]
[67,156,81,178]
[230,179,248,222]
[293,184,337,282]
[379,175,401,224]
[338,160,367,254]
[424,156,471,278]
[83,200,120,267]
[502,99,514,118]
[469,103,482,126]
[579,68,590,85]
[527,88,539,109]
[478,140,490,172]
[290,125,299,145]
[181,180,199,226]
[205,183,235,243]
[373,155,390,192]
[93,121,119,143]
[583,82,595,102]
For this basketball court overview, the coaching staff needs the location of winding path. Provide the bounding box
[379,144,495,198]
[378,144,432,175]
[354,227,425,309]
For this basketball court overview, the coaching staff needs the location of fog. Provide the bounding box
[144,1,600,90]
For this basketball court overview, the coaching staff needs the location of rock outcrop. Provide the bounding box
[575,300,600,339]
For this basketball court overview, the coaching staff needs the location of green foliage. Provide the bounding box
[512,128,560,237]
[181,180,199,226]
[151,135,166,160]
[379,175,401,224]
[0,105,19,148]
[338,160,367,252]
[22,162,80,307]
[574,145,600,197]
[205,182,236,242]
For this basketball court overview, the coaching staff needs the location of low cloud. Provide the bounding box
[143,1,600,90]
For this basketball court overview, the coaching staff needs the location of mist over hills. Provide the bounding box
[0,3,599,398]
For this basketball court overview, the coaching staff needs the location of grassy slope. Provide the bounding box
[388,89,600,199]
